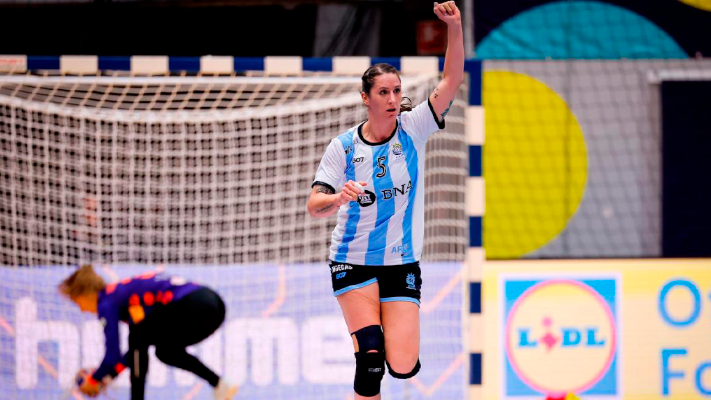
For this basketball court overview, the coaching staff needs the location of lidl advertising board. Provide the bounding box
[483,259,711,400]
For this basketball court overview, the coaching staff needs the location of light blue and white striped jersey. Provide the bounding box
[313,99,444,265]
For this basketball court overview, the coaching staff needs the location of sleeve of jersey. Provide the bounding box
[92,301,127,382]
[311,138,346,193]
[400,99,445,142]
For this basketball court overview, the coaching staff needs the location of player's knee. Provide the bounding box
[386,358,421,379]
[154,347,180,365]
[352,325,385,397]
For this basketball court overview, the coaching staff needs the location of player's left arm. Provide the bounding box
[429,1,464,122]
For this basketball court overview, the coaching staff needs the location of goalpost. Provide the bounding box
[0,62,473,400]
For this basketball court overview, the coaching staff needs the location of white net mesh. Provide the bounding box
[0,73,468,266]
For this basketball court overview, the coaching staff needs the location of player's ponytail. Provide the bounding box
[361,63,413,113]
[58,264,105,298]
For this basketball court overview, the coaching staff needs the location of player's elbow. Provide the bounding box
[307,207,325,219]
[307,204,318,218]
[445,73,464,89]
[306,198,321,218]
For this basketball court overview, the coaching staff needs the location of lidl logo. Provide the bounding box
[502,276,620,399]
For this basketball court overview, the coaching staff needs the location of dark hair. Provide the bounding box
[361,63,413,113]
[58,264,105,298]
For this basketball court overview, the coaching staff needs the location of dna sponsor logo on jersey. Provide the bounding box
[356,181,413,207]
[502,276,619,399]
[381,180,412,200]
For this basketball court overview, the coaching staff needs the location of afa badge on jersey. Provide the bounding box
[501,275,620,399]
[391,142,405,160]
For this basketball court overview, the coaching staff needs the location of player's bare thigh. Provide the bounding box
[336,281,381,333]
[381,301,420,373]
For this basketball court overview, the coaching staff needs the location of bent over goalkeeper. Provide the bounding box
[58,265,238,400]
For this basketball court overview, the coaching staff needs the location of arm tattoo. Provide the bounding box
[441,100,453,119]
[315,204,335,214]
[433,88,439,98]
[314,184,336,214]
[315,185,335,195]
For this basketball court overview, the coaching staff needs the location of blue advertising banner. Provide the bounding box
[0,263,464,400]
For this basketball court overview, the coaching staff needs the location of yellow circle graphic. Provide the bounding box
[484,71,588,259]
[506,281,616,394]
[679,0,711,12]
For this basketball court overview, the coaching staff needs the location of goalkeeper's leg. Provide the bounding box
[127,332,150,400]
[155,347,219,386]
[149,287,235,397]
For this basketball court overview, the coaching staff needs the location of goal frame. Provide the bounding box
[0,54,485,399]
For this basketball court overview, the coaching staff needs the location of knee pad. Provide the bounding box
[386,359,421,379]
[352,325,385,397]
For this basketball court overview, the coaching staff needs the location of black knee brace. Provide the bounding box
[352,325,385,397]
[386,359,421,379]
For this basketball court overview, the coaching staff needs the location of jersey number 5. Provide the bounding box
[376,156,387,178]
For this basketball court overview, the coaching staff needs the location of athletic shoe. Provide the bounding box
[214,378,239,400]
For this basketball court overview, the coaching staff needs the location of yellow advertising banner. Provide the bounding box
[483,259,711,400]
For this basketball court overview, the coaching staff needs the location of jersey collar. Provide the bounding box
[357,120,399,146]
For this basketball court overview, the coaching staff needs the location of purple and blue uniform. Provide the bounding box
[92,271,201,383]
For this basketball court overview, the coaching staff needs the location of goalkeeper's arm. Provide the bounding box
[90,304,128,384]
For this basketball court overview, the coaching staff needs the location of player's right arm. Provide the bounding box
[307,181,364,218]
[307,138,365,218]
[91,299,125,383]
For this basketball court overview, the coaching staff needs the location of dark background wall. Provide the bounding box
[0,0,443,57]
[662,80,711,257]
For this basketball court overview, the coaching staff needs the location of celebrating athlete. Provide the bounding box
[306,2,464,398]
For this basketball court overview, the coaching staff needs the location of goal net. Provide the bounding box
[0,73,467,266]
[0,71,468,400]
